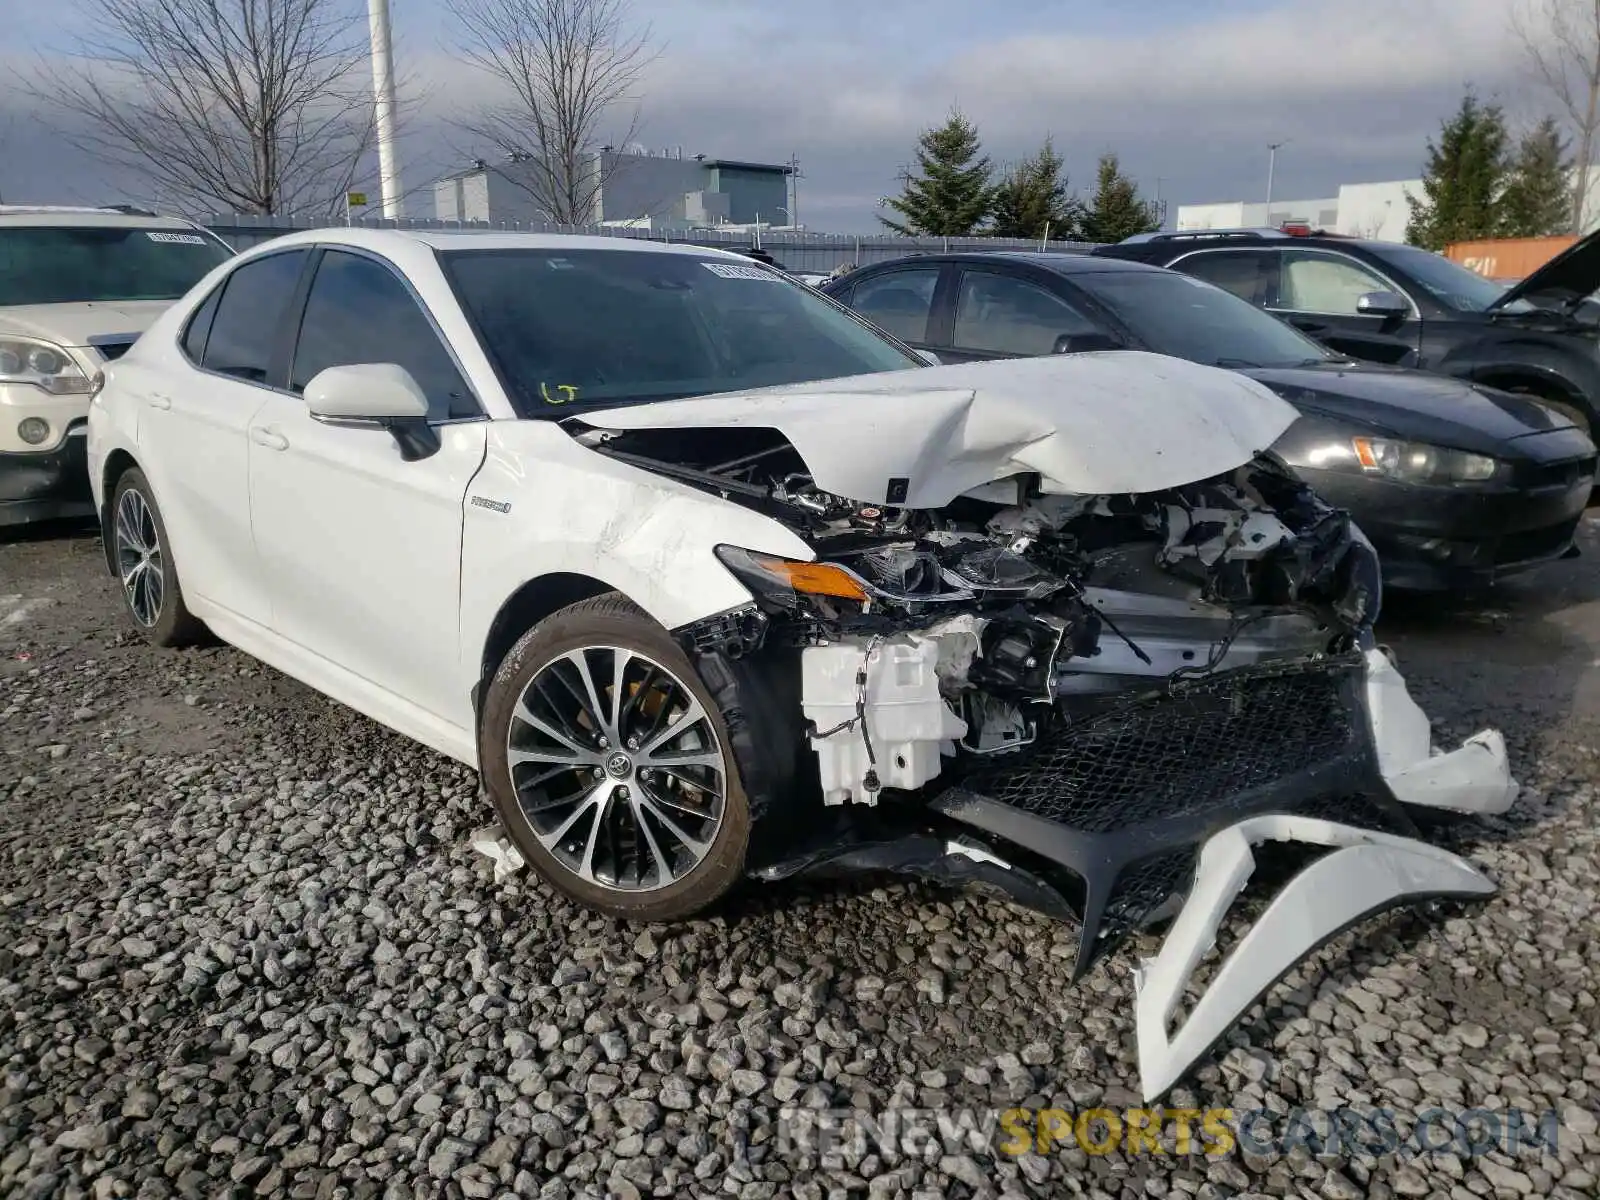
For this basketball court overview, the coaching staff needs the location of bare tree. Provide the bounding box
[29,0,380,218]
[449,0,657,225]
[1514,0,1600,231]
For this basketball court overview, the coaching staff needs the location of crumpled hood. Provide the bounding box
[581,352,1299,507]
[0,300,174,347]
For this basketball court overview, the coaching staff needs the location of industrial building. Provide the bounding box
[1176,181,1417,241]
[432,146,797,230]
[1177,165,1600,243]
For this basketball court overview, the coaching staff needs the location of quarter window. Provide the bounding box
[201,250,309,384]
[181,286,223,365]
[290,250,476,420]
[1278,251,1396,315]
[953,270,1097,357]
[848,268,940,344]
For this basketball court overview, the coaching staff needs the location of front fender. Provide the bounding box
[458,420,814,699]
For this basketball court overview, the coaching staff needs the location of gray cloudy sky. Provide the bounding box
[0,0,1533,231]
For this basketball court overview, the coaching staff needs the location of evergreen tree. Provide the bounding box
[879,109,996,236]
[1079,153,1160,243]
[989,138,1084,240]
[1499,116,1573,237]
[1405,89,1510,250]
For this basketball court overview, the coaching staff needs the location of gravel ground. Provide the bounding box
[3,517,1599,1200]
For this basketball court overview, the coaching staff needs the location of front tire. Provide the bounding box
[479,593,751,921]
[109,468,206,647]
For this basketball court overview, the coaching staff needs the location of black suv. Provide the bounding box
[1093,227,1600,434]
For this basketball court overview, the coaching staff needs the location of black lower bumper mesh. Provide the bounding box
[955,652,1367,833]
[931,651,1402,976]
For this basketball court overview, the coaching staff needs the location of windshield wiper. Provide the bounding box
[1211,357,1262,368]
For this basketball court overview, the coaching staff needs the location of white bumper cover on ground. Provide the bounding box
[1363,646,1518,813]
[1133,649,1516,1100]
[1132,815,1498,1101]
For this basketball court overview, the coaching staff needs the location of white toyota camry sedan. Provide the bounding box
[88,228,1517,1099]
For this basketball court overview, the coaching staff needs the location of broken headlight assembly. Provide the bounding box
[0,337,92,396]
[1289,431,1504,486]
[713,545,871,616]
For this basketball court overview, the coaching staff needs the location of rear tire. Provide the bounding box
[109,468,207,647]
[479,593,750,921]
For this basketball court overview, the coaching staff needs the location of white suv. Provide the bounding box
[0,206,234,527]
[88,228,1515,1101]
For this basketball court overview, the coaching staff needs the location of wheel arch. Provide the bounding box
[98,448,142,575]
[1472,365,1592,423]
[472,571,618,722]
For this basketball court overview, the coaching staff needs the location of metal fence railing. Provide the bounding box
[201,214,1103,273]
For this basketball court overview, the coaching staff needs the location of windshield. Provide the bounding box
[1069,269,1340,368]
[1362,242,1534,313]
[440,248,923,415]
[0,226,234,306]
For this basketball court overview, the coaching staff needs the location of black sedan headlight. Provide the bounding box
[1286,434,1506,486]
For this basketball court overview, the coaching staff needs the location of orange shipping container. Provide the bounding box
[1444,235,1576,282]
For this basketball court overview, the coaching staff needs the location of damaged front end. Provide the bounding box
[553,398,1515,1100]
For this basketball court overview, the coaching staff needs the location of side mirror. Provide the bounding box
[1052,331,1124,355]
[915,348,942,366]
[305,363,431,421]
[304,363,440,462]
[1355,291,1408,319]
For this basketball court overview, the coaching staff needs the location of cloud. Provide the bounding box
[0,0,1531,231]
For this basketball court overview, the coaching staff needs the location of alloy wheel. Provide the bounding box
[505,646,727,892]
[114,488,164,628]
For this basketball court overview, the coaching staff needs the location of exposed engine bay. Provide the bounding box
[576,421,1383,808]
[473,403,1516,1102]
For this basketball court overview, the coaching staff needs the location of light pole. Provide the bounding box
[1265,140,1288,225]
[368,0,403,219]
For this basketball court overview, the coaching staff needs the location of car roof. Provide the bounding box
[1095,228,1394,256]
[0,206,202,230]
[855,250,1171,275]
[249,226,763,260]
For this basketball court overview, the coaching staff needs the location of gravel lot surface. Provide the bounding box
[3,518,1599,1200]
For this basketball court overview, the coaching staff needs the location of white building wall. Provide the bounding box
[1177,165,1600,246]
[1176,198,1339,231]
[1175,201,1249,230]
[1333,180,1419,241]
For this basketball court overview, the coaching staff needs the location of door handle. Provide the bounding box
[249,425,289,451]
[147,393,172,410]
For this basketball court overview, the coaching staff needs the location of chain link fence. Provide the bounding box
[201,214,1102,274]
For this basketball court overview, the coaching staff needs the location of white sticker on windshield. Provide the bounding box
[145,232,207,245]
[702,262,779,280]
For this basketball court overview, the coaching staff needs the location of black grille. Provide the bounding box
[1299,792,1417,836]
[956,655,1364,833]
[1515,456,1596,489]
[1101,848,1195,941]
